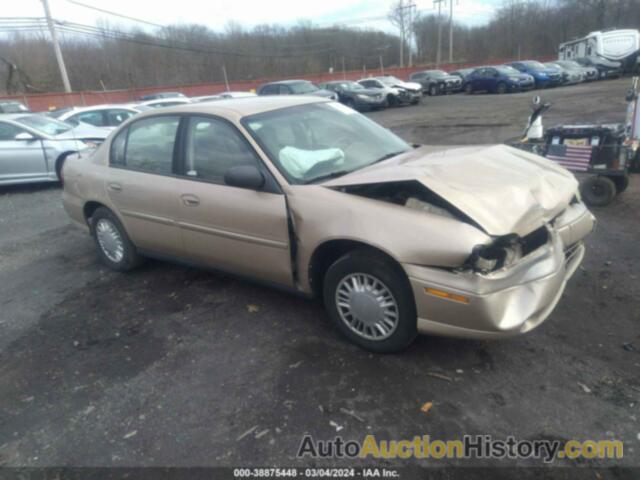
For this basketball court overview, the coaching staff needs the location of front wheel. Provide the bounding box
[387,94,398,107]
[580,175,616,207]
[429,84,439,96]
[323,249,417,353]
[496,82,507,94]
[90,207,142,271]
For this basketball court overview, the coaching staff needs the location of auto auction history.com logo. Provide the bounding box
[297,434,624,463]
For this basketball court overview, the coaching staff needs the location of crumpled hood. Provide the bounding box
[323,144,579,237]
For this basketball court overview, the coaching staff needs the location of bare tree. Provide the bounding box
[388,0,412,68]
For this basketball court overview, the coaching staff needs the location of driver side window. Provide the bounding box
[183,116,260,183]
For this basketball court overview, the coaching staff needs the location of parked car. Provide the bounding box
[0,101,29,113]
[464,66,535,94]
[449,68,475,82]
[544,62,583,85]
[192,92,257,103]
[357,77,420,106]
[0,113,108,186]
[61,96,594,352]
[138,98,192,109]
[568,59,599,81]
[409,70,462,95]
[505,61,563,88]
[138,92,186,101]
[55,104,150,129]
[575,57,622,79]
[318,81,387,110]
[257,80,336,100]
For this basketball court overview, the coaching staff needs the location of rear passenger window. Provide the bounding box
[183,116,259,183]
[115,116,180,174]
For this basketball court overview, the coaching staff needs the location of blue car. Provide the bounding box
[505,61,563,88]
[463,66,535,94]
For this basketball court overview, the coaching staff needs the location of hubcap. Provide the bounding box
[95,218,124,263]
[335,273,399,341]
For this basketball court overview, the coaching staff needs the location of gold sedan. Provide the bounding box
[62,96,595,352]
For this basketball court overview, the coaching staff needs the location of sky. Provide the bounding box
[4,0,499,33]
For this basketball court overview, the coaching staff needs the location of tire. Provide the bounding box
[496,82,507,94]
[323,248,417,353]
[429,84,439,96]
[89,207,142,272]
[580,175,616,207]
[345,98,356,110]
[612,174,629,194]
[387,94,398,107]
[464,83,473,94]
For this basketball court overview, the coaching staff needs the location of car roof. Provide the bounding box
[133,96,329,121]
[262,79,311,85]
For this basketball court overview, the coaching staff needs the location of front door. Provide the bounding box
[174,115,293,287]
[0,121,47,183]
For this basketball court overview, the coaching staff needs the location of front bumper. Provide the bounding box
[354,96,387,109]
[403,202,595,339]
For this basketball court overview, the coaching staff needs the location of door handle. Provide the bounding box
[108,182,122,192]
[181,194,200,207]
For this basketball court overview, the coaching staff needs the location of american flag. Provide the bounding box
[546,144,592,171]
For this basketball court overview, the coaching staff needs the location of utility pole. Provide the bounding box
[41,0,71,93]
[397,2,416,68]
[342,56,346,79]
[379,55,384,75]
[434,0,445,68]
[448,0,454,64]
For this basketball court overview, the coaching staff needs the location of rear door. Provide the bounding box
[0,121,47,183]
[105,115,184,256]
[173,115,293,286]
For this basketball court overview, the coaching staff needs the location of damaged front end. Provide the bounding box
[327,175,595,339]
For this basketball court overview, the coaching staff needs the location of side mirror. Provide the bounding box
[224,165,265,190]
[15,132,35,141]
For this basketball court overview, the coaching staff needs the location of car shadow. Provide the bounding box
[0,182,61,195]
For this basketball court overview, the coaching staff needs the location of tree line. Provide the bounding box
[1,0,640,94]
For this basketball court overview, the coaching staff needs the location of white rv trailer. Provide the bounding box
[559,29,640,72]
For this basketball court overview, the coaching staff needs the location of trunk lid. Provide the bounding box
[323,144,578,237]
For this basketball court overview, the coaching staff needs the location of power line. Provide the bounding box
[64,0,164,28]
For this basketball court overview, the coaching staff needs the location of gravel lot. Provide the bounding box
[0,78,638,473]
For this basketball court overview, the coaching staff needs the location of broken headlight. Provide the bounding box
[468,235,523,273]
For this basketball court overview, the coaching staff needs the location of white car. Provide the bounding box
[192,92,257,103]
[52,104,150,130]
[138,98,192,109]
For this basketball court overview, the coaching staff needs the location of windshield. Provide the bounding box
[496,66,520,75]
[290,82,318,94]
[522,61,546,71]
[339,82,363,90]
[243,103,410,184]
[14,115,72,135]
[378,76,401,86]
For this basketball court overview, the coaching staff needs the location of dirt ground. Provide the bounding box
[0,78,639,474]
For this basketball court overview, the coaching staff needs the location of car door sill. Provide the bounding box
[137,248,311,299]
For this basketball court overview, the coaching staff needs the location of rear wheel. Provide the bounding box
[90,207,142,271]
[612,174,629,194]
[464,83,473,94]
[580,175,616,207]
[323,248,417,353]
